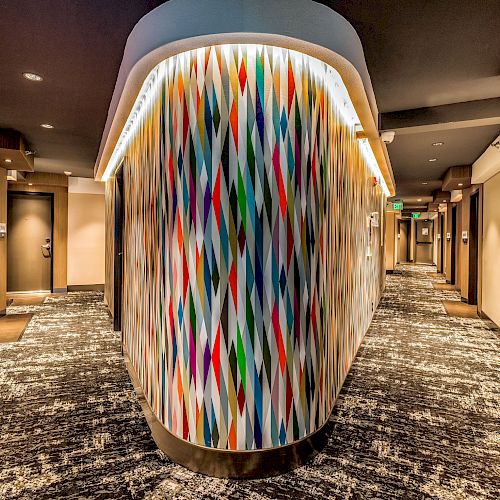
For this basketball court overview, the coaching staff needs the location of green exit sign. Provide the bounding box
[393,202,403,210]
[412,212,421,219]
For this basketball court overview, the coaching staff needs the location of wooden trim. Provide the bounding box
[25,172,68,187]
[67,284,104,292]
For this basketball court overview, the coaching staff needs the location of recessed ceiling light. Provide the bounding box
[428,158,437,162]
[432,142,444,146]
[64,171,72,176]
[458,183,463,186]
[422,182,428,185]
[443,199,446,202]
[23,72,43,82]
[5,159,12,163]
[40,123,54,129]
[418,198,422,202]
[28,183,33,186]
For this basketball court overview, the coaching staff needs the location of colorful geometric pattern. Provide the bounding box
[106,45,385,450]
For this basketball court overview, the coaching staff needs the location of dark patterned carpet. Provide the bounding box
[0,265,499,499]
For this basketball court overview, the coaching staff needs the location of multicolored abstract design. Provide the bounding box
[106,44,385,451]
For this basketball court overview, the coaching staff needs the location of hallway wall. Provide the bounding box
[482,171,500,326]
[0,168,6,315]
[67,178,105,288]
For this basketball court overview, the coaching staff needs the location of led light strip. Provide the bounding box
[102,44,389,198]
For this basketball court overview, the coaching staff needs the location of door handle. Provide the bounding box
[41,242,52,258]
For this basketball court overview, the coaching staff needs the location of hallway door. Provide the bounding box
[468,192,479,304]
[450,206,457,285]
[398,220,410,263]
[439,213,445,273]
[415,219,434,264]
[7,193,53,292]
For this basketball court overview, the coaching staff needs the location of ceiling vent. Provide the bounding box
[0,129,35,172]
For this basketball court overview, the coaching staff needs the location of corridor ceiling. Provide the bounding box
[1,0,499,200]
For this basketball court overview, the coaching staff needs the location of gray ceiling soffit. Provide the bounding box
[96,0,378,177]
[380,98,500,134]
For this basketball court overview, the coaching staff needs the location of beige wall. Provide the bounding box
[482,171,500,326]
[68,190,105,286]
[0,169,7,314]
[385,211,397,272]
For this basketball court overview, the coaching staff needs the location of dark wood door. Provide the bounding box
[439,214,445,273]
[450,206,457,285]
[468,192,479,304]
[7,193,53,292]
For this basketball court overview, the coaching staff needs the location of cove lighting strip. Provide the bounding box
[102,44,390,197]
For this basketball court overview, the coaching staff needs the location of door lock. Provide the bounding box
[41,237,52,258]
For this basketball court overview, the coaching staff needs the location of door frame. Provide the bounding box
[7,191,54,293]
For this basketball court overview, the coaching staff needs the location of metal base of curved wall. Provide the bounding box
[124,351,330,479]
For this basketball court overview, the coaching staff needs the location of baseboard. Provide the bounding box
[478,310,499,328]
[53,287,68,294]
[386,269,394,274]
[0,309,5,317]
[67,284,105,292]
[123,350,330,478]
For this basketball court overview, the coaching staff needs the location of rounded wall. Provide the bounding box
[117,44,384,466]
[95,0,395,196]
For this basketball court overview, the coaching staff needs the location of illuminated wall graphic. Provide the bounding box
[106,44,385,450]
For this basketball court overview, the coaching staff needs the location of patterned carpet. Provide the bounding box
[0,265,499,499]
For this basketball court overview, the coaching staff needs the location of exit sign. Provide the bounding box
[393,202,403,210]
[412,212,421,219]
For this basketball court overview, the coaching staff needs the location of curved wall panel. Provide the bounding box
[110,44,384,454]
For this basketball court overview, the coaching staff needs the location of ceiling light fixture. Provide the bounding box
[23,72,43,82]
[428,158,437,162]
[417,198,422,202]
[458,183,463,186]
[432,142,444,146]
[422,182,428,185]
[40,123,54,129]
[28,183,33,186]
[4,159,12,163]
[64,171,72,176]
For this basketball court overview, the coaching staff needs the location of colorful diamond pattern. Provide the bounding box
[111,45,385,451]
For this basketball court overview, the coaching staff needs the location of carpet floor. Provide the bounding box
[0,265,498,499]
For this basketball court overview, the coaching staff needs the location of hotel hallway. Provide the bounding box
[0,265,498,499]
